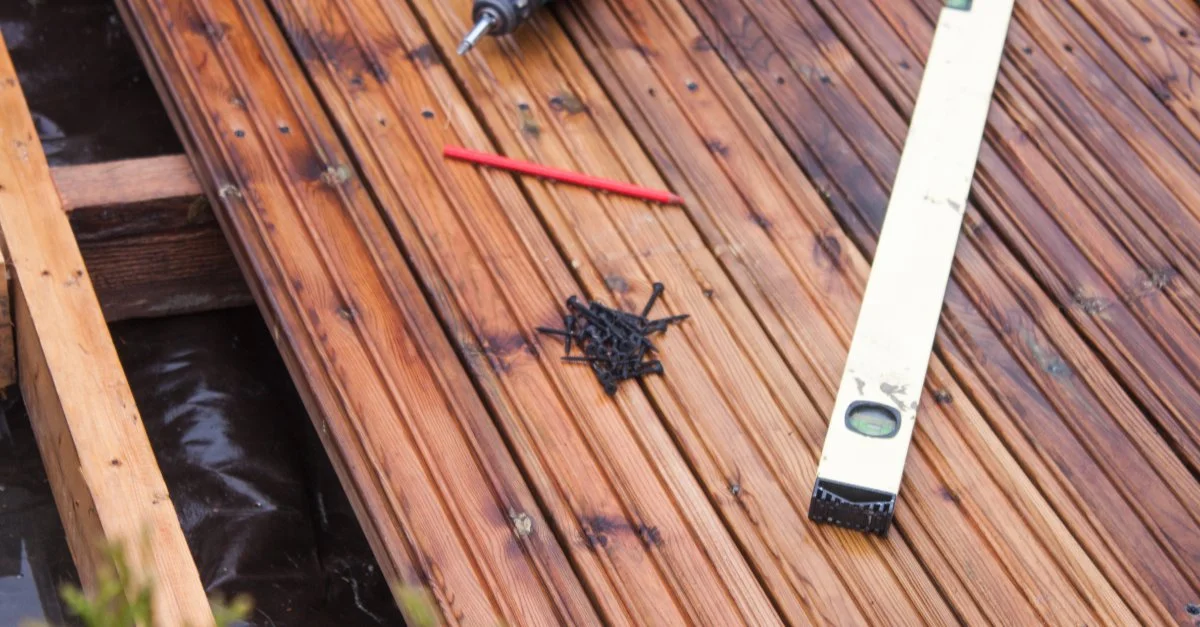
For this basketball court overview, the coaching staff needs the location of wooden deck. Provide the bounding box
[113,0,1200,622]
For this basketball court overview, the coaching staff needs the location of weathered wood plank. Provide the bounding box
[50,156,251,321]
[116,0,601,623]
[53,155,202,211]
[0,246,11,391]
[0,34,213,627]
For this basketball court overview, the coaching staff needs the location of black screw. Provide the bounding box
[641,282,665,317]
[540,285,687,394]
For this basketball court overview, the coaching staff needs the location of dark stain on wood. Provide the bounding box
[692,36,714,52]
[813,232,842,271]
[940,486,961,505]
[934,389,953,404]
[605,275,629,294]
[518,105,540,139]
[309,28,361,74]
[548,92,588,115]
[636,523,663,548]
[1070,288,1107,316]
[406,43,439,67]
[748,210,771,231]
[365,53,389,83]
[706,139,729,156]
[189,16,228,43]
[483,331,533,373]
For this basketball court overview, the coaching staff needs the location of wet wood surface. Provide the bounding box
[116,0,1200,623]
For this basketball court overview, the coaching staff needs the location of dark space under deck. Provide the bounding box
[25,0,1200,623]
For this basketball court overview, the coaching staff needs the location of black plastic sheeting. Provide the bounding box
[0,309,404,626]
[0,0,182,166]
[0,396,81,627]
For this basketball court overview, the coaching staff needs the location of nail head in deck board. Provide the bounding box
[0,35,212,626]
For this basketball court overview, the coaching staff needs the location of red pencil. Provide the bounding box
[443,145,684,205]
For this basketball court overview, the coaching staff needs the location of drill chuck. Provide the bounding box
[457,0,553,54]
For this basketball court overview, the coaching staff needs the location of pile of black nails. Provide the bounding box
[537,283,689,396]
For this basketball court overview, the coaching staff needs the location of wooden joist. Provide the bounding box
[52,155,250,321]
[0,34,213,627]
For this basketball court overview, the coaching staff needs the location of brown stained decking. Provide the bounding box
[117,0,1200,623]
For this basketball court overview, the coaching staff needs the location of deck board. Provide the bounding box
[118,0,1200,622]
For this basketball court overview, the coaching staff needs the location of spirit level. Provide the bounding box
[808,0,1014,536]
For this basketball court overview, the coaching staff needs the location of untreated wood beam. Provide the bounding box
[53,154,202,211]
[50,155,250,321]
[0,36,214,626]
[0,232,11,391]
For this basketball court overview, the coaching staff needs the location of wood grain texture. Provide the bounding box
[0,34,212,627]
[602,0,1195,619]
[554,0,1140,622]
[0,245,11,390]
[116,0,600,624]
[114,0,1200,622]
[51,156,251,321]
[53,155,202,211]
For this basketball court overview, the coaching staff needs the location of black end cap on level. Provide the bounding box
[808,478,896,536]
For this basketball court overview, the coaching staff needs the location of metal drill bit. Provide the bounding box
[457,10,498,55]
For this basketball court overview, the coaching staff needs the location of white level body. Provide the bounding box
[809,0,1014,535]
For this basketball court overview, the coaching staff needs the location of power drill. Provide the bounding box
[456,0,553,55]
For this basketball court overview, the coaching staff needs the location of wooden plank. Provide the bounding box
[53,155,202,211]
[0,34,213,627]
[116,0,605,624]
[0,241,11,391]
[50,156,251,321]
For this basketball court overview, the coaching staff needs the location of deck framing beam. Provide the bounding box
[0,35,214,627]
